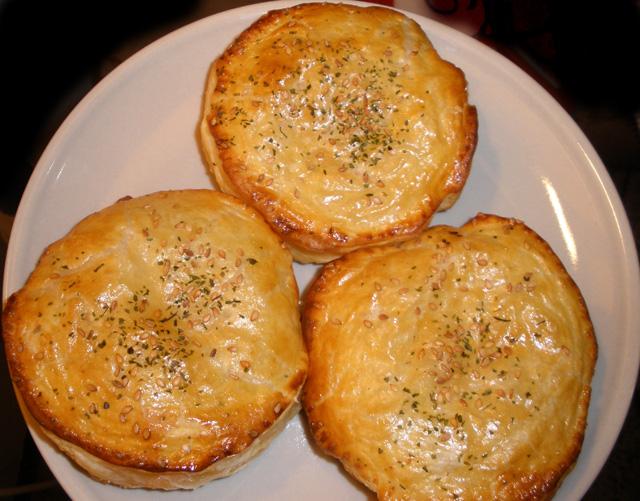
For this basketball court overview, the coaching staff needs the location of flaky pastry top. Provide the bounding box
[303,214,596,500]
[201,3,477,262]
[3,190,307,476]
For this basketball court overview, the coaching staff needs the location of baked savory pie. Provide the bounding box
[200,2,477,263]
[303,214,596,500]
[2,190,307,489]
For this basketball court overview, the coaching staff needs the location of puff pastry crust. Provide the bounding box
[303,214,596,500]
[200,2,477,263]
[2,190,307,489]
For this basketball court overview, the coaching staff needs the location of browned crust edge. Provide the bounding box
[1,189,307,474]
[438,102,478,211]
[301,213,597,499]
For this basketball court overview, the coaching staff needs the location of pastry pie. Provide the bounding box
[200,2,477,263]
[302,213,596,499]
[2,190,307,489]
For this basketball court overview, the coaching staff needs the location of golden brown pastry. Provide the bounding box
[2,190,307,490]
[303,214,596,500]
[200,2,477,263]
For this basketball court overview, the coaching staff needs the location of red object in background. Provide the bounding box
[361,0,395,5]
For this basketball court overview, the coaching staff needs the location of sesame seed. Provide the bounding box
[477,258,488,266]
[133,422,140,434]
[143,428,151,440]
[378,314,389,321]
[363,320,373,328]
[112,379,126,388]
[274,402,283,414]
[250,310,260,321]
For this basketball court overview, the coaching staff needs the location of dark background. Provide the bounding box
[0,0,638,499]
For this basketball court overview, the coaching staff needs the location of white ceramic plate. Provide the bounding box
[4,1,639,499]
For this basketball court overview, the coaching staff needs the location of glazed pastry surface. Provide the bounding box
[303,214,596,500]
[200,2,477,263]
[3,190,307,489]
